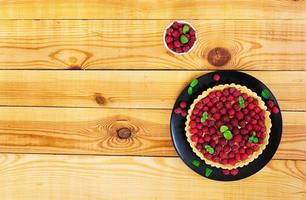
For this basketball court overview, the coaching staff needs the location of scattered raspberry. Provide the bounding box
[179,101,187,109]
[213,73,220,81]
[222,169,230,175]
[230,169,239,176]
[272,106,279,114]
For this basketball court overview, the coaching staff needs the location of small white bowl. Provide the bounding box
[163,20,197,55]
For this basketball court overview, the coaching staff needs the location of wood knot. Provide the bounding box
[207,47,231,67]
[94,93,105,105]
[117,128,131,139]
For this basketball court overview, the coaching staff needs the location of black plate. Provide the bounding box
[170,71,282,181]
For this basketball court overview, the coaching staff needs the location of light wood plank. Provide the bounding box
[1,0,306,19]
[0,154,305,200]
[0,20,305,70]
[0,107,304,160]
[0,70,304,111]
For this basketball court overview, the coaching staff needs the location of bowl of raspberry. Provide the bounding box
[170,71,282,181]
[163,21,197,55]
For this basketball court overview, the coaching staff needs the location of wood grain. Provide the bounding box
[0,70,304,111]
[0,154,305,200]
[0,0,305,19]
[0,20,305,70]
[0,107,304,160]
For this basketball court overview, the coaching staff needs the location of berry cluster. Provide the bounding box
[165,21,196,54]
[174,101,188,117]
[189,87,267,166]
[266,100,279,114]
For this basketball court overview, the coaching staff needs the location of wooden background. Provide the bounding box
[0,1,305,199]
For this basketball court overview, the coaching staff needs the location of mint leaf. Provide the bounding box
[220,125,228,133]
[187,87,193,95]
[205,168,213,177]
[192,159,200,168]
[183,25,190,34]
[239,96,245,108]
[261,89,271,99]
[190,79,199,87]
[223,130,233,140]
[180,35,189,44]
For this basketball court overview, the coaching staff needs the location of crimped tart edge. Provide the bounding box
[185,84,272,170]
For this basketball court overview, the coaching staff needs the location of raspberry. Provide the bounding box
[267,100,274,108]
[222,116,230,123]
[224,145,230,152]
[215,144,222,152]
[228,109,235,116]
[204,153,212,160]
[175,48,182,53]
[167,42,174,50]
[272,106,279,114]
[239,147,245,154]
[230,169,239,176]
[232,144,239,151]
[189,121,196,128]
[213,113,221,120]
[183,45,190,53]
[227,95,234,102]
[235,111,244,120]
[191,135,199,142]
[210,107,217,114]
[221,159,228,165]
[233,135,242,143]
[231,119,238,127]
[196,144,203,150]
[239,120,246,128]
[240,153,248,160]
[189,29,195,36]
[235,153,241,161]
[209,127,216,134]
[174,40,181,47]
[220,108,226,115]
[220,151,226,159]
[174,107,182,114]
[225,102,232,109]
[190,128,198,134]
[180,101,187,108]
[229,87,236,93]
[219,138,226,146]
[228,159,236,165]
[228,152,235,158]
[172,21,180,29]
[209,141,216,147]
[246,148,253,155]
[204,135,211,142]
[233,103,240,111]
[248,103,255,110]
[181,110,187,117]
[232,128,239,135]
[196,123,203,129]
[172,31,180,38]
[165,36,173,43]
[213,74,220,81]
[222,169,230,175]
[166,28,173,35]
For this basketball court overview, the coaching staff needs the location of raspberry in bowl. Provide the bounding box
[185,84,272,170]
[163,21,197,55]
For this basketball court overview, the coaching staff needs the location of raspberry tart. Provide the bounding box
[185,84,272,170]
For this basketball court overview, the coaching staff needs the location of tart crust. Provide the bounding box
[185,84,272,170]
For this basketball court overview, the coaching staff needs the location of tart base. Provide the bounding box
[185,84,272,170]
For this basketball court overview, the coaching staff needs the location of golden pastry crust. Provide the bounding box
[185,84,271,170]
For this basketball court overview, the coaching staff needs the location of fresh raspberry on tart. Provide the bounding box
[185,84,271,170]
